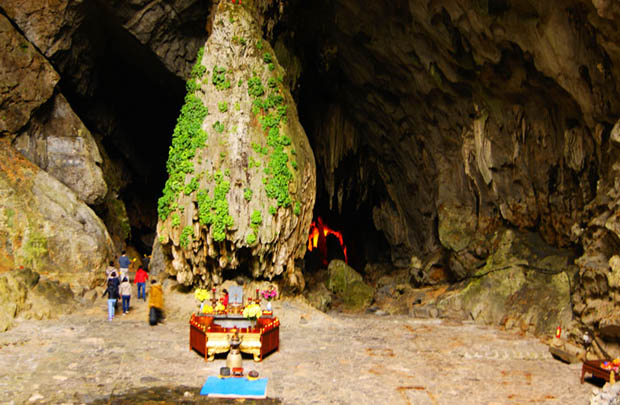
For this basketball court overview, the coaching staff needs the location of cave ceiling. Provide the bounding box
[4,0,620,274]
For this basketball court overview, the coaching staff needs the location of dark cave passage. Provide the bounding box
[59,3,188,254]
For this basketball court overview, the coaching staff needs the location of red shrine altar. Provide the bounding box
[189,313,280,362]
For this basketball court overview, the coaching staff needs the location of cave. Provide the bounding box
[52,0,598,278]
[6,0,620,354]
[50,0,398,274]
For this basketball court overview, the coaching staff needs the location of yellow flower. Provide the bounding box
[201,304,214,314]
[194,288,210,302]
[243,303,262,319]
[215,302,226,312]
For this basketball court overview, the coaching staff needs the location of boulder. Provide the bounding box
[304,282,332,312]
[436,229,575,335]
[326,260,374,311]
[0,267,76,331]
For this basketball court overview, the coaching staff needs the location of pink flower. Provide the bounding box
[261,289,277,301]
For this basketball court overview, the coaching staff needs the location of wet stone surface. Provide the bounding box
[0,298,595,404]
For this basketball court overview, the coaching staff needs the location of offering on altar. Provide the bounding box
[201,304,214,314]
[261,288,277,301]
[189,312,280,362]
[195,288,211,302]
[243,303,262,327]
[195,288,212,314]
[601,358,620,372]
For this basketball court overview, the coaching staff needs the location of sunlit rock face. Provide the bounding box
[0,10,113,285]
[155,1,315,288]
[0,138,114,284]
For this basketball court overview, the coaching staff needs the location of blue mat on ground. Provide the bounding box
[200,376,268,398]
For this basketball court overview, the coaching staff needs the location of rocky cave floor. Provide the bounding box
[0,295,599,405]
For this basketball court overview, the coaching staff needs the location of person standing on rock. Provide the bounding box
[102,272,120,321]
[148,279,164,326]
[118,250,131,281]
[119,277,132,315]
[134,266,149,301]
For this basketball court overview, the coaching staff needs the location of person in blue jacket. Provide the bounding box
[119,250,131,281]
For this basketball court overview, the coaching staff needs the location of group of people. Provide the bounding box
[102,251,164,325]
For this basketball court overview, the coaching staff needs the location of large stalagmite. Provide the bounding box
[156,2,316,287]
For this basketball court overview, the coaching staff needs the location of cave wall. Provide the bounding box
[1,0,620,343]
[282,0,620,338]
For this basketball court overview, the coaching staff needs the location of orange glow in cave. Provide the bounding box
[307,217,348,265]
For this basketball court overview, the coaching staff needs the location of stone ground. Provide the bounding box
[0,293,600,404]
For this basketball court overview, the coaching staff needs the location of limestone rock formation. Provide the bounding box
[326,260,374,311]
[0,13,58,136]
[0,267,76,332]
[435,229,575,335]
[13,93,107,205]
[0,8,107,204]
[156,1,315,287]
[572,119,620,354]
[0,139,114,285]
[0,9,113,289]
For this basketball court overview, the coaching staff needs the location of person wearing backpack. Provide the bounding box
[102,272,120,321]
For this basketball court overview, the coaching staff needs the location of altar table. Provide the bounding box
[189,313,279,362]
[581,360,617,383]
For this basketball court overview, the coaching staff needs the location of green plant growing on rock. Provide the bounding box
[171,213,180,227]
[158,47,208,220]
[24,229,48,270]
[294,201,301,216]
[248,156,260,169]
[269,206,277,215]
[180,226,193,248]
[218,101,228,113]
[244,59,298,213]
[248,75,265,98]
[212,66,231,90]
[256,40,263,50]
[213,121,225,133]
[246,231,257,245]
[184,177,199,195]
[244,188,253,201]
[197,171,233,242]
[251,210,262,226]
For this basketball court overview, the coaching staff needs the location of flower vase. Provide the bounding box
[250,318,257,329]
[199,301,205,314]
[266,301,272,311]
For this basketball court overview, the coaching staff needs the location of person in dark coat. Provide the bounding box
[102,272,120,321]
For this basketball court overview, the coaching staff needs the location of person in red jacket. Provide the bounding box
[134,267,149,301]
